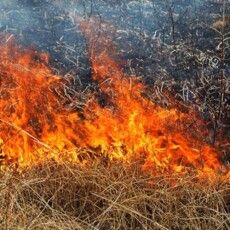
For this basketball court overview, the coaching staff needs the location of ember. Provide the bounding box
[0,20,228,179]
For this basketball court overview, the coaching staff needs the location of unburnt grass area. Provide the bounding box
[0,161,230,230]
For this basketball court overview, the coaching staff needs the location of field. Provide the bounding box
[0,1,230,229]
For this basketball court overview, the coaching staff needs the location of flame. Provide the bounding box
[0,20,228,179]
[0,36,82,167]
[78,18,224,176]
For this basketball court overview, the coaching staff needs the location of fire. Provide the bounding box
[78,18,224,176]
[0,19,228,178]
[0,35,82,167]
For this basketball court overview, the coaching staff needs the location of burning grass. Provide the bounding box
[0,16,230,230]
[0,161,230,230]
[0,25,227,178]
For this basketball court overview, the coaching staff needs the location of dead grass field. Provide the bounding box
[0,161,229,230]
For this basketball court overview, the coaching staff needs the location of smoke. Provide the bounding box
[0,0,228,81]
[0,0,90,83]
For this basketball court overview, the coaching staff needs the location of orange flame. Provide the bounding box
[78,18,224,176]
[0,20,228,179]
[0,36,82,167]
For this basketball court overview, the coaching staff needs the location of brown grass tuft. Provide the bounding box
[0,161,229,230]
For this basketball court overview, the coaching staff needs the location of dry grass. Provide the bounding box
[0,161,229,230]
